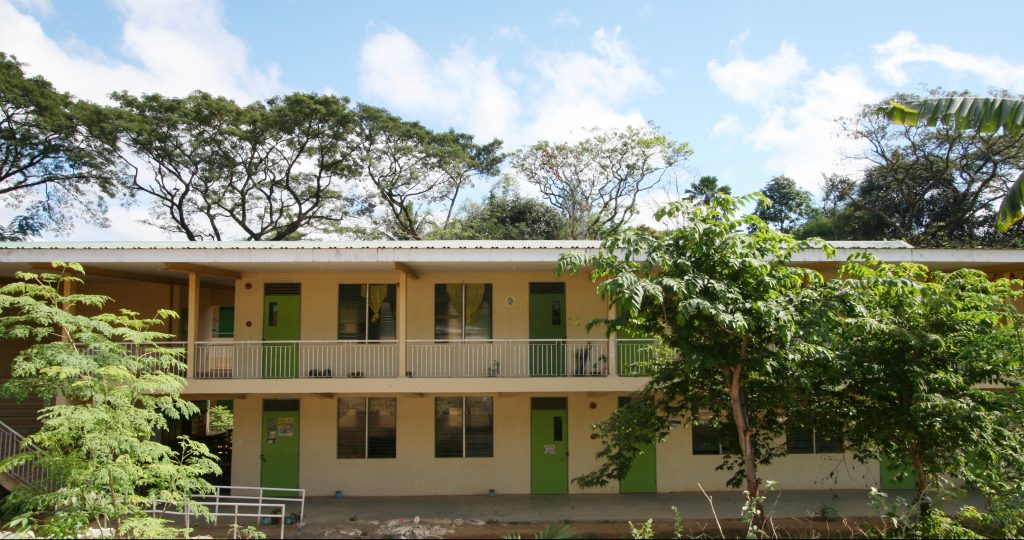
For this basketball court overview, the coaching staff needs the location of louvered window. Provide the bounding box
[337,397,396,459]
[434,284,492,340]
[338,284,397,340]
[435,396,493,458]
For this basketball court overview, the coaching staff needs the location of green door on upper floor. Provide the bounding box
[529,283,566,376]
[617,396,657,493]
[263,284,300,378]
[530,398,568,494]
[261,399,300,497]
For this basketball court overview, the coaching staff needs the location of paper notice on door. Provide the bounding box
[278,417,294,437]
[543,444,555,455]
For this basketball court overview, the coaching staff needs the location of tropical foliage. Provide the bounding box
[884,95,1024,233]
[558,194,831,525]
[0,263,219,538]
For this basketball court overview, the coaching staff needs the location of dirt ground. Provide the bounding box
[190,515,883,539]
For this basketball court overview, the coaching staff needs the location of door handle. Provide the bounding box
[260,454,266,463]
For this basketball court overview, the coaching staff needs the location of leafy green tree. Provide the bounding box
[111,91,369,241]
[558,195,830,525]
[884,94,1024,235]
[351,104,503,240]
[683,175,732,205]
[0,263,220,538]
[511,124,691,239]
[443,177,565,240]
[813,256,1024,517]
[754,175,814,233]
[0,53,126,239]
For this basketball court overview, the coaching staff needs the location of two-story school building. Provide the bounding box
[1,240,1022,496]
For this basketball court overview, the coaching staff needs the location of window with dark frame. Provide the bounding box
[435,396,493,458]
[338,284,398,341]
[691,412,740,455]
[434,284,493,340]
[786,423,842,454]
[337,397,396,459]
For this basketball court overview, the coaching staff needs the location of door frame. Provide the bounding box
[530,397,569,494]
[260,398,301,495]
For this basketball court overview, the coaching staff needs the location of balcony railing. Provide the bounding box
[407,339,611,377]
[193,340,399,379]
[84,339,658,380]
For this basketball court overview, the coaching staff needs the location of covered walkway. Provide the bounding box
[299,489,984,525]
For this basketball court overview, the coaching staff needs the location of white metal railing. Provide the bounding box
[75,341,188,376]
[617,339,659,376]
[407,339,612,378]
[149,485,304,539]
[0,419,50,488]
[148,499,287,539]
[193,341,398,379]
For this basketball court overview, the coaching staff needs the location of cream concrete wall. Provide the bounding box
[228,392,878,496]
[656,419,878,492]
[230,397,263,488]
[232,270,606,343]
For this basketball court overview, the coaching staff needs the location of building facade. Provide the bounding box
[2,240,1019,496]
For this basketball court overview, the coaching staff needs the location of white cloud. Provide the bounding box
[709,40,880,191]
[874,31,1024,92]
[11,0,49,14]
[711,113,742,137]
[551,9,579,27]
[707,42,809,105]
[358,26,657,146]
[749,65,880,191]
[359,29,520,141]
[0,0,284,103]
[494,25,525,41]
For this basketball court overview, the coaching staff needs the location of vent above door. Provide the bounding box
[264,283,301,295]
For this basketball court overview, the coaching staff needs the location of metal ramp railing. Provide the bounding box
[0,419,50,489]
[149,485,305,539]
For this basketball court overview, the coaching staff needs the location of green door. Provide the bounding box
[261,399,300,496]
[880,454,916,490]
[531,398,568,494]
[263,284,300,378]
[529,283,566,376]
[618,397,657,493]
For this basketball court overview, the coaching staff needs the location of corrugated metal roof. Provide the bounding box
[0,239,913,250]
[0,240,605,250]
[826,240,913,249]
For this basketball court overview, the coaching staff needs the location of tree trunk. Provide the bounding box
[910,443,931,517]
[725,362,764,528]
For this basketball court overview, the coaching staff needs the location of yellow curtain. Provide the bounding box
[368,285,388,322]
[464,284,485,325]
[446,284,464,317]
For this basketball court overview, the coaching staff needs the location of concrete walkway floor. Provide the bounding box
[299,490,986,526]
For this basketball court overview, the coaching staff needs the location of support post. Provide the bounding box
[607,304,617,377]
[397,271,408,378]
[187,272,200,377]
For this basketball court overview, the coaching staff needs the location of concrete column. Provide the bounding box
[397,272,408,377]
[607,303,617,377]
[187,272,200,376]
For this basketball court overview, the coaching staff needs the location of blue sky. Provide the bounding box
[3,0,1024,239]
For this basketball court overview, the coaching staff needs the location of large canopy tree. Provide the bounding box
[0,53,126,239]
[558,195,830,527]
[884,95,1024,234]
[441,177,566,240]
[351,104,503,240]
[511,124,691,239]
[111,91,368,241]
[811,256,1024,518]
[753,175,814,233]
[830,92,1024,247]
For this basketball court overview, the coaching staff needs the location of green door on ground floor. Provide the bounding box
[880,454,916,490]
[261,399,300,496]
[531,398,568,494]
[617,397,657,493]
